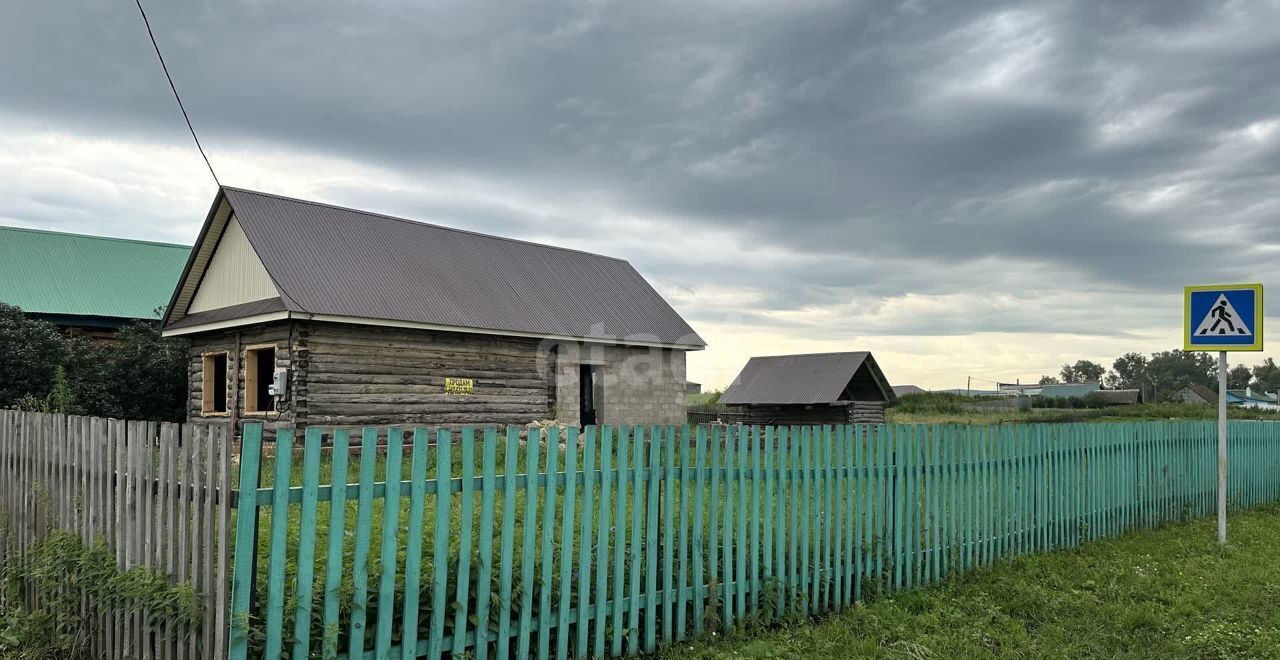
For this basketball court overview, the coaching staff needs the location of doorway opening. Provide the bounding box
[579,364,601,426]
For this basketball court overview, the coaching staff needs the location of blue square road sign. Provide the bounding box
[1184,283,1263,351]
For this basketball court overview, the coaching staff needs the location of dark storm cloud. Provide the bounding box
[3,0,1280,337]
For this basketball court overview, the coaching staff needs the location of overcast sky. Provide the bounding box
[4,1,1280,390]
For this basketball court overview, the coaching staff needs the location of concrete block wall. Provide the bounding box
[554,343,688,426]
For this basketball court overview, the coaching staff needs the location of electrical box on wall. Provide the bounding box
[269,367,289,401]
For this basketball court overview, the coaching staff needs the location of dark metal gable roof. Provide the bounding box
[720,352,896,405]
[167,187,704,348]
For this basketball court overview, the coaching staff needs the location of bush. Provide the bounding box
[0,304,63,408]
[107,322,187,421]
[1030,395,1108,409]
[0,532,200,659]
[0,304,188,422]
[893,392,971,414]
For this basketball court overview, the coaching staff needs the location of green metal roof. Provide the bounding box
[0,225,191,321]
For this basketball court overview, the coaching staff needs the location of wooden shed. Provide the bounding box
[161,187,704,432]
[720,351,897,425]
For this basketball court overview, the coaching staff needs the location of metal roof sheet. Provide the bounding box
[720,351,894,405]
[1038,383,1102,399]
[0,225,190,320]
[168,188,704,348]
[165,297,287,330]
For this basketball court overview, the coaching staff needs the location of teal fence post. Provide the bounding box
[374,428,404,659]
[475,427,500,660]
[517,428,542,659]
[291,428,324,660]
[451,429,476,657]
[227,423,263,660]
[427,429,453,660]
[594,426,614,658]
[497,426,521,660]
[676,425,692,642]
[401,429,430,660]
[347,428,380,657]
[321,430,352,659]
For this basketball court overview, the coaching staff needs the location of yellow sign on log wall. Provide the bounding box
[444,377,475,395]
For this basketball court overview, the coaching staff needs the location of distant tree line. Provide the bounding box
[0,303,187,422]
[1038,351,1280,401]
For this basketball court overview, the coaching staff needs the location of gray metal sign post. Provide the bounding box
[1217,351,1227,545]
[1185,283,1263,546]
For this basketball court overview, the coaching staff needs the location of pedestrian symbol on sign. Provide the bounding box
[1194,294,1252,337]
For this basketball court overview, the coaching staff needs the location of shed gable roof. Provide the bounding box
[720,351,896,405]
[0,225,189,321]
[164,187,704,348]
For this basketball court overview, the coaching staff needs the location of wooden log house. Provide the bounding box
[161,187,704,432]
[720,351,897,426]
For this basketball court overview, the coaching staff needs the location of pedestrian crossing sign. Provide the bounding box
[1185,283,1263,351]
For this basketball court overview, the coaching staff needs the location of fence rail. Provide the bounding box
[230,420,1280,660]
[0,410,233,659]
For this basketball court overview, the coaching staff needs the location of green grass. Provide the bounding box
[665,504,1280,660]
[889,393,1280,425]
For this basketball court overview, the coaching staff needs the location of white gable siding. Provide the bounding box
[188,214,280,313]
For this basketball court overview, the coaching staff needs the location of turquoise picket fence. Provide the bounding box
[227,421,1280,659]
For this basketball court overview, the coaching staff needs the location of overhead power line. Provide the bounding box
[134,0,221,187]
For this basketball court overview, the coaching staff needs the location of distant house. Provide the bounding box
[1038,383,1102,399]
[686,381,702,395]
[1228,388,1280,410]
[1175,383,1217,405]
[720,352,897,426]
[935,388,1004,397]
[1089,389,1144,406]
[161,187,704,430]
[892,385,926,397]
[1039,383,1143,406]
[1176,384,1279,409]
[0,226,190,337]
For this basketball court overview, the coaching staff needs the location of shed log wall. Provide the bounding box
[733,402,886,426]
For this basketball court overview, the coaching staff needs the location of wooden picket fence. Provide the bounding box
[230,420,1280,660]
[0,410,234,659]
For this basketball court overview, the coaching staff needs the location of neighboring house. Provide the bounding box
[1089,389,1144,406]
[998,383,1042,396]
[935,388,1004,397]
[720,352,897,426]
[0,225,190,337]
[1039,383,1144,406]
[1174,385,1279,410]
[686,381,702,394]
[892,384,926,397]
[1175,383,1217,405]
[161,187,704,430]
[1037,383,1102,399]
[1228,389,1280,410]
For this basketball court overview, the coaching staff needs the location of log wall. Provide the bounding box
[734,401,886,426]
[302,321,555,427]
[187,321,295,432]
[184,320,689,428]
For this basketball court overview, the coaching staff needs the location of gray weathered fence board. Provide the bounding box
[0,411,233,660]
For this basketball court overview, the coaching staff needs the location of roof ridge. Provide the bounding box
[221,186,628,263]
[751,351,870,359]
[0,224,190,250]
